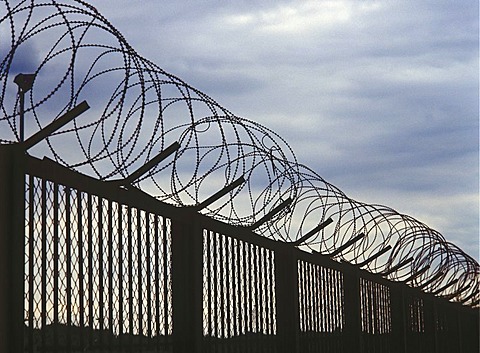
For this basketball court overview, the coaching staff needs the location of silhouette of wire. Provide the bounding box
[0,0,478,306]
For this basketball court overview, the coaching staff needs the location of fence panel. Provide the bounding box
[24,160,174,352]
[359,277,393,352]
[297,260,345,353]
[202,229,277,352]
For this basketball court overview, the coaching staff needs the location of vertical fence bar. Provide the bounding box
[107,200,114,351]
[0,145,25,353]
[154,214,160,348]
[232,238,238,339]
[53,183,59,352]
[118,203,124,346]
[137,209,143,346]
[205,230,212,342]
[171,209,203,353]
[87,193,94,349]
[213,232,219,341]
[77,192,85,350]
[236,239,242,338]
[275,243,299,353]
[128,207,133,341]
[98,197,104,347]
[243,241,248,338]
[162,217,170,339]
[65,187,72,352]
[219,233,225,339]
[41,178,47,351]
[146,211,152,340]
[225,236,231,339]
[27,174,34,353]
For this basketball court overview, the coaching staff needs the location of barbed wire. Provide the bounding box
[1,0,478,306]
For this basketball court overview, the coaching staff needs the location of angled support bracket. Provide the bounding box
[356,245,392,268]
[192,176,245,212]
[327,233,366,257]
[248,197,293,231]
[289,217,333,246]
[403,265,430,283]
[116,141,180,186]
[381,257,414,276]
[432,278,459,295]
[444,284,471,301]
[459,289,479,304]
[22,101,90,150]
[416,270,444,290]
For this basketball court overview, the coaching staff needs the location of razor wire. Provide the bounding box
[0,0,478,306]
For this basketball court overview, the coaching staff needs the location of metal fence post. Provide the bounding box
[171,209,204,353]
[461,306,480,353]
[275,243,299,353]
[424,297,437,353]
[0,145,25,353]
[390,283,407,353]
[343,266,362,353]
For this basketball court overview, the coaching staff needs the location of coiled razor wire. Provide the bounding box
[0,0,478,307]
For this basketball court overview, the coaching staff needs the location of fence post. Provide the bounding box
[390,283,407,353]
[0,145,25,353]
[462,307,480,353]
[171,209,204,353]
[343,266,363,353]
[424,296,437,353]
[275,243,299,353]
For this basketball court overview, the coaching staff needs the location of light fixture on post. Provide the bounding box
[14,73,36,142]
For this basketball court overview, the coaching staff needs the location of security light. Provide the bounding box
[14,73,35,92]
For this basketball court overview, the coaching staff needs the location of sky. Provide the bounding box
[92,1,479,259]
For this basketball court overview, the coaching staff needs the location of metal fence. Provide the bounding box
[0,145,478,353]
[22,153,174,352]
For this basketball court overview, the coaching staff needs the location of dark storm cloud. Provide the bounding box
[0,41,39,75]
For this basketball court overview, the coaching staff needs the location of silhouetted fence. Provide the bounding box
[0,144,478,353]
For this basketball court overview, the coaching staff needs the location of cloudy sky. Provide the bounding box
[94,1,477,258]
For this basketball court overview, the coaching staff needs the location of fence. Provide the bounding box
[0,144,478,353]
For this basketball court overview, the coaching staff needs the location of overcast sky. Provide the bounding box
[92,1,478,259]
